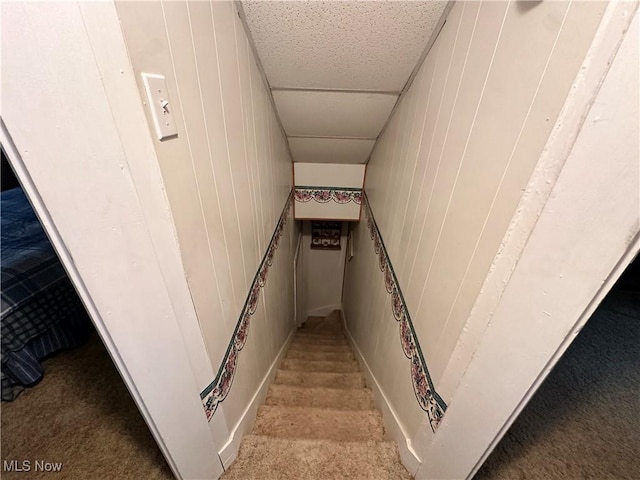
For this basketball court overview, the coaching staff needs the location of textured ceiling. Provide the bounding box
[240,0,448,164]
[242,1,447,91]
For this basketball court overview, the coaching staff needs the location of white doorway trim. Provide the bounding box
[1,122,199,479]
[1,1,225,478]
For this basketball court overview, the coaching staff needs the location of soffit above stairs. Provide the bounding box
[239,1,449,164]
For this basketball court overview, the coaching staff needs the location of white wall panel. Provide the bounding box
[294,201,361,221]
[294,163,365,188]
[344,0,606,455]
[421,11,638,475]
[116,0,295,454]
[289,137,375,164]
[241,1,447,91]
[273,90,397,138]
[300,222,348,317]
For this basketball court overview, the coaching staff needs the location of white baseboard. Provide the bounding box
[340,310,422,476]
[306,303,342,318]
[218,328,295,469]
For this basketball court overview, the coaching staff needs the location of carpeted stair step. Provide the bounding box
[221,435,412,480]
[252,405,384,441]
[304,315,327,325]
[285,349,354,362]
[275,370,365,389]
[280,358,360,373]
[298,322,344,334]
[295,331,346,341]
[301,311,345,334]
[288,342,352,354]
[291,335,348,346]
[265,384,376,410]
[297,329,344,337]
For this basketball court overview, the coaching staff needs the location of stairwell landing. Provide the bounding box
[222,311,412,479]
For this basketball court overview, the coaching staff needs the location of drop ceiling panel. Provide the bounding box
[274,90,397,138]
[241,1,448,91]
[295,163,365,188]
[289,137,375,164]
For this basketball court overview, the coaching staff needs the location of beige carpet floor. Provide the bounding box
[222,311,412,480]
[1,334,173,480]
[475,288,640,480]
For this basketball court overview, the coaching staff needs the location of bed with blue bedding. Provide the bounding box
[1,187,92,401]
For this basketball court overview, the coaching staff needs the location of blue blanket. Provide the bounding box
[1,187,91,400]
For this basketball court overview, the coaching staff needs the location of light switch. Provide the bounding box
[141,73,178,140]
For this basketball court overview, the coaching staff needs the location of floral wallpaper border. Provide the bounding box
[294,186,362,205]
[200,191,293,421]
[363,193,447,432]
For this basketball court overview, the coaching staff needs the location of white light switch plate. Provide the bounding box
[141,73,178,140]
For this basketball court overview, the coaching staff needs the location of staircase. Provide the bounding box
[222,311,412,479]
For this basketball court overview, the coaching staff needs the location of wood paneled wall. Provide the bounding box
[344,0,607,444]
[116,0,295,431]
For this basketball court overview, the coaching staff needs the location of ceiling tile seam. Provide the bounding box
[288,135,378,141]
[234,0,295,163]
[366,1,454,164]
[271,87,402,96]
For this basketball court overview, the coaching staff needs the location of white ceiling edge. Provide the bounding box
[289,137,375,164]
[271,86,402,95]
[294,163,366,188]
[274,90,398,138]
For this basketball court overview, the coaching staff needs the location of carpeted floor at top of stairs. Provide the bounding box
[221,311,412,480]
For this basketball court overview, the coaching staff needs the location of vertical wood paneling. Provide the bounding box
[398,2,466,286]
[184,4,232,331]
[116,0,294,434]
[235,23,261,265]
[248,54,266,253]
[115,0,232,364]
[344,0,606,445]
[164,0,240,345]
[210,1,250,303]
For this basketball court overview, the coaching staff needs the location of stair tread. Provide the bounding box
[294,333,347,342]
[221,435,411,480]
[302,311,344,333]
[285,350,354,362]
[296,329,344,336]
[266,384,375,410]
[252,405,384,441]
[288,343,352,353]
[275,369,365,389]
[280,358,360,373]
[291,335,348,346]
[296,328,345,336]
